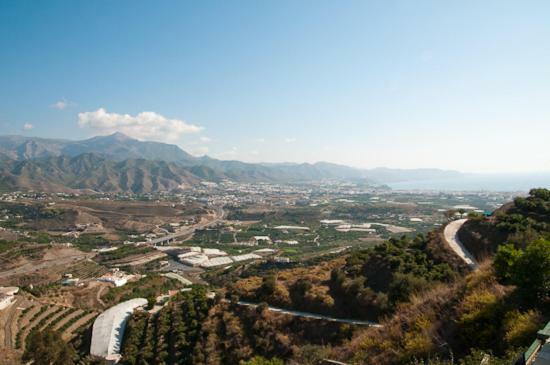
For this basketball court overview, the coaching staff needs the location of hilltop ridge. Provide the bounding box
[0,134,471,193]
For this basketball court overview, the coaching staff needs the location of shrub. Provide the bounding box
[494,239,550,300]
[458,290,504,350]
[23,328,76,365]
[503,310,544,347]
[239,356,284,365]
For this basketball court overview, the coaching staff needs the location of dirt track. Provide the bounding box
[0,250,94,280]
[1,297,22,348]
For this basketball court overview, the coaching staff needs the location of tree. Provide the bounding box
[388,273,430,304]
[494,239,550,300]
[289,278,312,308]
[258,275,276,299]
[239,356,284,365]
[146,294,157,309]
[23,329,76,365]
[493,244,522,282]
[513,239,550,299]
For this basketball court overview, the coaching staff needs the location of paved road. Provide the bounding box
[228,300,382,327]
[149,206,225,245]
[443,219,478,269]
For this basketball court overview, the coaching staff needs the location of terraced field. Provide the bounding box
[1,298,98,351]
[66,260,109,280]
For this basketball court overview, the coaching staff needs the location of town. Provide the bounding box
[0,181,522,364]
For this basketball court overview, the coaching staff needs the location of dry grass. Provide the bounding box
[334,264,512,365]
[232,258,344,305]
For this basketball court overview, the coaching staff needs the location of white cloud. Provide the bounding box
[78,108,202,143]
[257,138,266,143]
[284,137,296,143]
[50,98,74,110]
[23,123,34,130]
[199,136,212,143]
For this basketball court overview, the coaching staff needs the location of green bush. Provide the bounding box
[494,239,550,300]
[240,356,284,365]
[23,328,76,365]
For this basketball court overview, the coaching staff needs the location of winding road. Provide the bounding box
[443,219,479,269]
[227,300,382,327]
[149,206,225,245]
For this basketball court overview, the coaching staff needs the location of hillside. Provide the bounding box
[9,190,549,365]
[0,133,197,163]
[0,154,201,194]
[334,188,549,364]
[0,134,475,193]
[229,232,464,322]
[0,154,367,193]
[458,188,550,261]
[196,157,366,183]
[218,189,549,364]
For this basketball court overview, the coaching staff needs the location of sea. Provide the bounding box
[388,172,550,192]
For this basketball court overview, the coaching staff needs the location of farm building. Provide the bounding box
[0,287,18,310]
[90,298,148,362]
[98,272,131,287]
[273,225,310,231]
[231,253,262,262]
[200,256,233,268]
[181,254,209,267]
[251,236,272,245]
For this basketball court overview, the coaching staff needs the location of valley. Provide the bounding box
[0,179,547,364]
[2,2,550,364]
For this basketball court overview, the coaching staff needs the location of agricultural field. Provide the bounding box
[100,274,184,307]
[0,197,208,242]
[0,294,97,365]
[0,187,529,365]
[0,246,95,287]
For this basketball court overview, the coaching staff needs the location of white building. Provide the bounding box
[320,219,346,226]
[200,256,233,268]
[253,248,277,256]
[90,298,148,362]
[178,251,202,259]
[273,257,291,263]
[0,287,19,296]
[181,254,209,267]
[275,240,299,245]
[202,248,227,256]
[0,295,15,310]
[251,236,272,245]
[98,271,132,287]
[98,276,127,287]
[273,225,310,231]
[0,287,18,310]
[231,253,261,262]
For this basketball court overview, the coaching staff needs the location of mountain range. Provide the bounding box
[0,133,466,193]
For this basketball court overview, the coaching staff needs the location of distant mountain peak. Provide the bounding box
[0,133,476,193]
[0,133,197,163]
[96,131,134,141]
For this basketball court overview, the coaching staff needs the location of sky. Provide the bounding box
[1,0,549,173]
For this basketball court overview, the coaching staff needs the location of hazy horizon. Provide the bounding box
[4,132,550,180]
[1,1,550,174]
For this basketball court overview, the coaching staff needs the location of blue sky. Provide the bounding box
[1,0,549,173]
